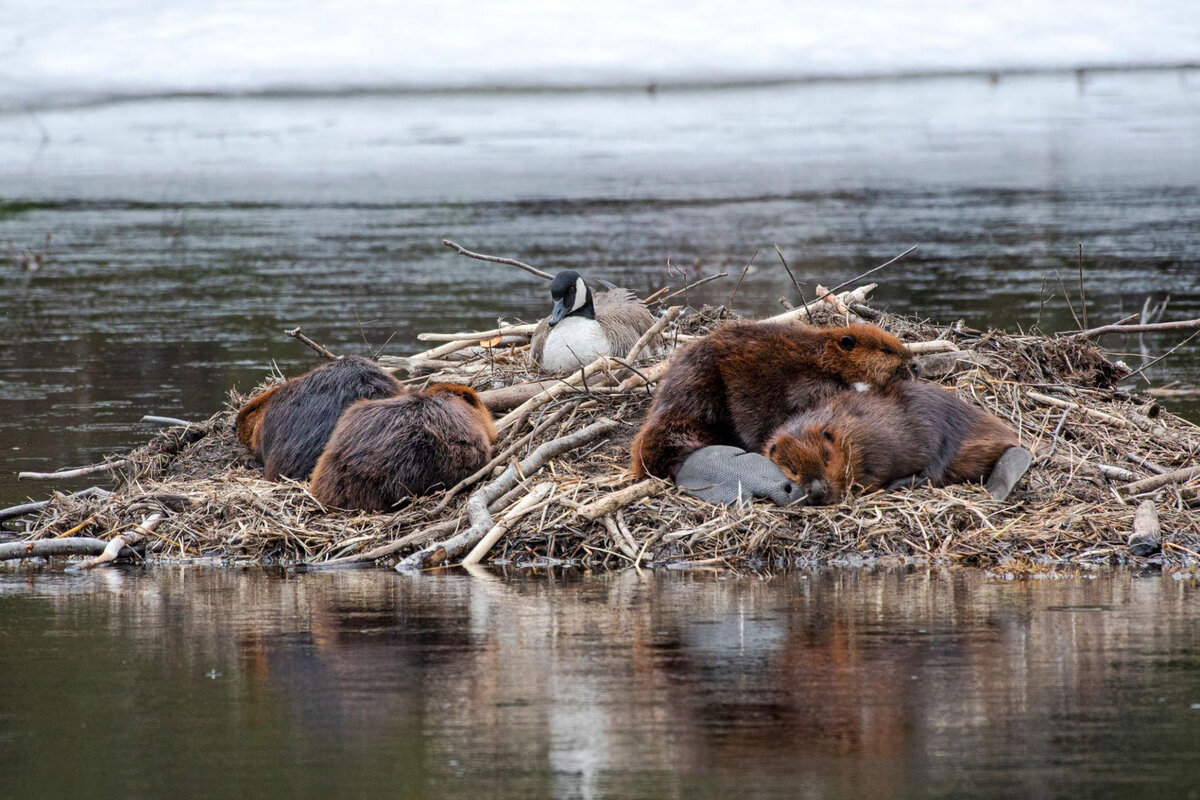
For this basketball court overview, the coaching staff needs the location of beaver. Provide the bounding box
[234,356,405,482]
[309,383,496,512]
[764,380,1022,504]
[234,384,281,462]
[630,321,915,482]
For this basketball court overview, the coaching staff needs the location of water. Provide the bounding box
[2,70,1200,507]
[1,566,1199,798]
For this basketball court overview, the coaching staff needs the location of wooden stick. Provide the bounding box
[1128,500,1161,556]
[768,284,877,323]
[285,327,339,360]
[141,415,193,426]
[0,537,137,562]
[626,305,681,361]
[1094,463,1137,482]
[417,323,539,343]
[659,272,728,304]
[1065,317,1200,339]
[1025,391,1128,428]
[1121,465,1200,497]
[618,360,669,390]
[494,357,619,431]
[397,418,619,571]
[576,479,666,521]
[0,487,112,521]
[477,380,559,413]
[442,239,554,281]
[19,460,129,481]
[906,340,959,354]
[461,482,555,566]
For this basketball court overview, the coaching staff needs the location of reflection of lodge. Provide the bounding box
[16,568,1200,796]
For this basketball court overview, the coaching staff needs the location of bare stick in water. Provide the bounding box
[442,239,555,281]
[0,537,136,562]
[141,415,192,426]
[0,487,113,521]
[285,328,339,360]
[18,461,128,481]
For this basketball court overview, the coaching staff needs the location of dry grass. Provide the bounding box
[12,299,1200,570]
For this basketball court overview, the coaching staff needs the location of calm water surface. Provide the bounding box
[2,567,1200,799]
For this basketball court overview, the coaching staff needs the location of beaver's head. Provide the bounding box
[765,426,852,505]
[819,324,916,390]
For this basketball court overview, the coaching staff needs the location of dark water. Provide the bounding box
[2,566,1200,799]
[2,70,1200,505]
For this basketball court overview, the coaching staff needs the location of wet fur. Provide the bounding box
[239,356,405,481]
[235,383,281,461]
[630,321,914,479]
[310,383,496,512]
[765,381,1020,503]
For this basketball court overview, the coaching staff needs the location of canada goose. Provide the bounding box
[529,270,659,374]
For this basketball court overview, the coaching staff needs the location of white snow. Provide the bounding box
[1,0,1198,107]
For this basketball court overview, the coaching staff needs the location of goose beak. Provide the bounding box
[548,299,568,326]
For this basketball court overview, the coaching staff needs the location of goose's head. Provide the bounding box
[547,270,595,327]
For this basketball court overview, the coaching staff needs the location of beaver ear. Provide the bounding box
[766,439,779,458]
[838,334,857,352]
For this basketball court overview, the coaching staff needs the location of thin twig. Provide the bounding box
[285,327,339,360]
[441,239,554,281]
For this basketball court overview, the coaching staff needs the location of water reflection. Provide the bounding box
[2,567,1199,798]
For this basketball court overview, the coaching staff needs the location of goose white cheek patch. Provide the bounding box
[572,276,588,312]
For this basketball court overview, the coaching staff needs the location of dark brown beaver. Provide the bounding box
[630,321,915,479]
[764,380,1021,504]
[234,356,405,482]
[309,383,496,512]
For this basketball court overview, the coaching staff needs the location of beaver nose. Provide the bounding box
[808,480,829,504]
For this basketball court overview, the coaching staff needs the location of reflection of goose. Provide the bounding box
[529,270,658,374]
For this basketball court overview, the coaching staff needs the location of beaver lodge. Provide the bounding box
[4,259,1200,573]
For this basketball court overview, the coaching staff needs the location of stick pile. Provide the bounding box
[6,287,1200,571]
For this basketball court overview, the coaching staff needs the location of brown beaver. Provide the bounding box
[764,380,1022,504]
[309,383,496,512]
[630,321,915,481]
[234,356,405,482]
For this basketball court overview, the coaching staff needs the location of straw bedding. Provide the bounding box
[8,293,1200,571]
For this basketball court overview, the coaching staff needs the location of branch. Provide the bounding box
[1121,465,1200,497]
[285,327,339,360]
[442,239,554,281]
[626,305,681,361]
[417,323,539,342]
[1064,317,1200,339]
[461,482,555,566]
[0,487,112,521]
[0,537,136,562]
[575,479,666,521]
[19,461,128,481]
[141,415,192,426]
[397,418,619,571]
[659,272,728,304]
